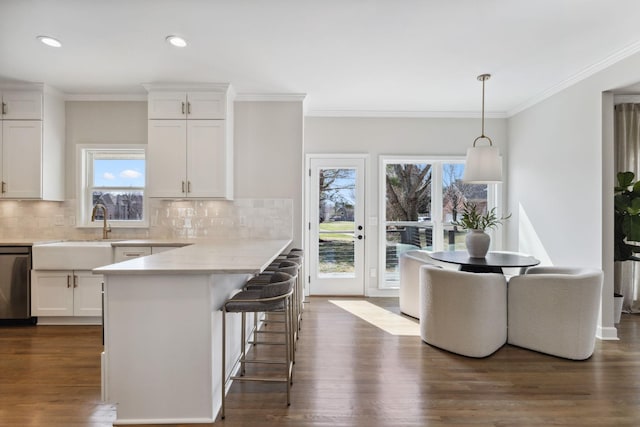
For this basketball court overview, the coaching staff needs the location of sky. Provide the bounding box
[94,159,145,187]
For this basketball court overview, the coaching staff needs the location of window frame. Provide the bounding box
[378,155,502,289]
[77,144,148,228]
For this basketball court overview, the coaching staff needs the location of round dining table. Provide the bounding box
[428,251,540,274]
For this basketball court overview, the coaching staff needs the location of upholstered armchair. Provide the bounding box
[507,266,603,360]
[419,265,508,358]
[399,250,433,318]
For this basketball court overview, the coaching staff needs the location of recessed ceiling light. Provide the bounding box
[166,35,187,48]
[37,35,62,48]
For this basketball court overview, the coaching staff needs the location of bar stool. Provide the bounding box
[265,253,303,339]
[221,272,295,419]
[245,260,299,360]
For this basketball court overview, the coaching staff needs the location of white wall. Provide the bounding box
[65,101,148,198]
[304,116,508,294]
[507,50,640,339]
[234,101,304,247]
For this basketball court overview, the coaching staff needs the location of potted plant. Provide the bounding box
[613,171,640,322]
[451,201,511,258]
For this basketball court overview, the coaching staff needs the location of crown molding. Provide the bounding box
[141,82,231,92]
[235,93,306,102]
[508,38,640,117]
[64,93,148,101]
[304,109,507,119]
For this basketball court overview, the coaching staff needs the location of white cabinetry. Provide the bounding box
[0,84,64,200]
[113,245,182,262]
[145,84,233,200]
[31,270,103,317]
[1,90,43,120]
[148,91,226,120]
[114,246,152,262]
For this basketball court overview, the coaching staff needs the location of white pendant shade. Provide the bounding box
[463,73,502,183]
[463,145,502,183]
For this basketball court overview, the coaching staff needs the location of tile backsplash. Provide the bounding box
[0,199,293,241]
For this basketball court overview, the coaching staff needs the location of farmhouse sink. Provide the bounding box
[32,241,114,270]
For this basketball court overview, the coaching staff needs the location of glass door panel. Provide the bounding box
[309,158,365,295]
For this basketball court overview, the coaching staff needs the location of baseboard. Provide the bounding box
[596,325,619,340]
[366,288,400,297]
[36,316,102,325]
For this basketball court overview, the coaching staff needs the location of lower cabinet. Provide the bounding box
[31,270,103,317]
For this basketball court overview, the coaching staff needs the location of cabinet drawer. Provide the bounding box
[114,246,151,263]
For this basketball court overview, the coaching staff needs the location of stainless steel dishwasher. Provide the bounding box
[0,246,34,323]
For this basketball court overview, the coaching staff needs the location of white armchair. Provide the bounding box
[399,250,433,318]
[507,266,603,360]
[419,265,507,358]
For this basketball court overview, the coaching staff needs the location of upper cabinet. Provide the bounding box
[0,85,64,201]
[1,91,43,120]
[144,83,234,200]
[147,91,226,120]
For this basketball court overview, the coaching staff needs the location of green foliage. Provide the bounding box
[614,171,640,261]
[450,201,511,231]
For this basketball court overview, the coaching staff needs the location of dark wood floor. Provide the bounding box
[1,297,640,427]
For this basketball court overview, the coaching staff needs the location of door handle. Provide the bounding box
[357,235,364,240]
[73,275,78,288]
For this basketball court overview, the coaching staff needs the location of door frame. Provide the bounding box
[304,154,369,296]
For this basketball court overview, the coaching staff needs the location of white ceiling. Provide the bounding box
[2,0,640,116]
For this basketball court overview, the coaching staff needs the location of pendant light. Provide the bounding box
[462,73,502,183]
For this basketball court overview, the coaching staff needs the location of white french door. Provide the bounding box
[307,157,365,295]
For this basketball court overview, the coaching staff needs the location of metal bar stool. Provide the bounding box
[221,272,295,420]
[264,253,303,341]
[245,260,299,362]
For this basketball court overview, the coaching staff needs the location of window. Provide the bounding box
[380,156,499,287]
[79,146,147,227]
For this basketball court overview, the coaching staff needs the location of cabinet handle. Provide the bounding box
[182,181,185,193]
[1,102,6,115]
[181,102,185,115]
[187,102,191,115]
[67,275,71,288]
[187,181,191,193]
[1,181,5,194]
[74,275,78,288]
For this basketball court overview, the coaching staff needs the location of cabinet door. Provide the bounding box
[31,271,73,316]
[148,92,187,119]
[2,91,43,120]
[73,271,103,317]
[186,91,226,119]
[186,120,226,198]
[2,120,42,198]
[148,120,187,197]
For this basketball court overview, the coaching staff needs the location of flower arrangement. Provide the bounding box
[451,201,511,231]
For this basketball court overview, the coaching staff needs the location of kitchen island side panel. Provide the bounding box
[103,272,250,424]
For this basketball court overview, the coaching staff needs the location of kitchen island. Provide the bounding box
[94,239,291,425]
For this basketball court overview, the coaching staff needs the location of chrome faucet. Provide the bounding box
[91,203,111,239]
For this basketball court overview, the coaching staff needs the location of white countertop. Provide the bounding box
[110,239,194,247]
[0,239,60,246]
[94,239,292,275]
